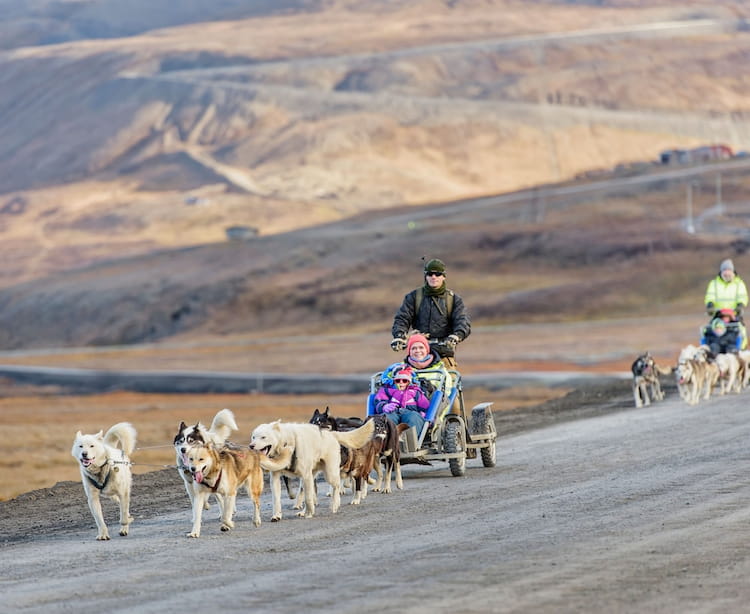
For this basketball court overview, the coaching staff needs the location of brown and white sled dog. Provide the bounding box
[715,352,741,395]
[184,443,291,538]
[371,416,410,496]
[676,358,719,404]
[71,422,137,541]
[249,419,375,520]
[343,415,410,504]
[173,408,238,515]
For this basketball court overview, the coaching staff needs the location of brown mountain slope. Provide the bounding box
[0,163,748,351]
[1,1,750,289]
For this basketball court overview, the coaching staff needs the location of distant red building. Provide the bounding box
[660,144,734,164]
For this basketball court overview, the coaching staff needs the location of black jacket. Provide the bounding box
[391,287,471,356]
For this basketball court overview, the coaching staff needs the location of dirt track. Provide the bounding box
[10,379,750,612]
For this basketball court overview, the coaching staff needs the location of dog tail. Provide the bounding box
[211,408,239,441]
[656,364,674,375]
[104,422,137,456]
[258,446,293,472]
[331,419,375,449]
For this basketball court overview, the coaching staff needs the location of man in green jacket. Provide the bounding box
[705,258,748,319]
[704,258,748,350]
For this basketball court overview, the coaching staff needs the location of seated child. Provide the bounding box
[701,316,741,357]
[374,365,430,432]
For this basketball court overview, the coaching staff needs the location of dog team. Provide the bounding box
[72,407,411,540]
[632,344,750,409]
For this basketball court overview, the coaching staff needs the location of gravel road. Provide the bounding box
[4,381,750,613]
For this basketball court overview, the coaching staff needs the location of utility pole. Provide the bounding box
[686,182,695,234]
[716,173,723,214]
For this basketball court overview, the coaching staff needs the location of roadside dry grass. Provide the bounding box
[0,385,563,501]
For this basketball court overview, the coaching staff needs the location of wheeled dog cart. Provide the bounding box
[366,368,497,476]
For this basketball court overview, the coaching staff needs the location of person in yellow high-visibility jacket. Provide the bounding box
[704,258,748,349]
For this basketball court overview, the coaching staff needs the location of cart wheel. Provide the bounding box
[472,406,497,468]
[444,420,466,477]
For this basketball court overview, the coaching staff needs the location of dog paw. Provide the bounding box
[271,515,282,522]
[186,532,200,538]
[119,528,129,537]
[220,525,231,532]
[96,534,111,541]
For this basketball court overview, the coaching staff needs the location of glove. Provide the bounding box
[706,302,715,316]
[736,304,744,317]
[444,334,460,350]
[390,337,407,352]
[382,402,398,413]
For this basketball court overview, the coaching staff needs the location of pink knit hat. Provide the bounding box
[394,368,413,382]
[406,334,430,355]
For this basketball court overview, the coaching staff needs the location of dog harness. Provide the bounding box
[85,463,112,491]
[196,468,223,493]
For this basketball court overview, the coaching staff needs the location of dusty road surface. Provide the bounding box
[3,383,750,613]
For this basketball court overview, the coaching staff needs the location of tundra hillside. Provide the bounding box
[0,0,748,327]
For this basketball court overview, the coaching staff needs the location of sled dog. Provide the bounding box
[676,359,707,405]
[738,350,750,390]
[71,422,137,540]
[173,408,238,514]
[341,415,410,504]
[370,415,410,495]
[249,419,375,520]
[310,409,403,504]
[309,406,366,499]
[309,407,364,431]
[631,352,665,408]
[184,442,291,538]
[715,352,741,395]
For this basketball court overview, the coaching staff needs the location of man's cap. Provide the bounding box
[720,258,735,272]
[424,258,446,274]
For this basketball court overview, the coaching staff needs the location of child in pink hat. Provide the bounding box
[374,365,430,432]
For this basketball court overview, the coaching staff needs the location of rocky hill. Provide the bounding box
[1,161,749,350]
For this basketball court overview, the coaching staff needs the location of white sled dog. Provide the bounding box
[173,408,238,515]
[185,442,292,538]
[249,419,375,520]
[71,422,137,540]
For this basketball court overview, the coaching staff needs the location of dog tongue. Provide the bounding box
[195,471,204,483]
